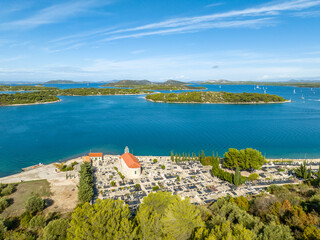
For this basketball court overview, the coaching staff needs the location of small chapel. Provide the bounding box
[119,146,141,179]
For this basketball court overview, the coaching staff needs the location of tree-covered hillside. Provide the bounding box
[1,183,320,239]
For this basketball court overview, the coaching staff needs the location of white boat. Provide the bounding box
[293,89,296,94]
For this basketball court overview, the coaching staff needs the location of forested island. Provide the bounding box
[0,86,151,106]
[146,91,287,104]
[103,79,206,90]
[0,92,60,106]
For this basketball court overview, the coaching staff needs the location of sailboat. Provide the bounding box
[293,89,296,94]
[301,95,305,100]
[219,85,221,89]
[256,85,260,89]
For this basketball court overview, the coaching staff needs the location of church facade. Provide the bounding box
[119,147,141,179]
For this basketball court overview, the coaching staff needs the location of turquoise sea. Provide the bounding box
[0,83,320,177]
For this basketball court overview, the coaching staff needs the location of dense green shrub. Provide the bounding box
[24,194,45,214]
[0,197,10,212]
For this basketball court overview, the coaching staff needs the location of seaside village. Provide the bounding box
[81,147,318,211]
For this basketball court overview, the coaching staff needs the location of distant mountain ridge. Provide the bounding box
[44,80,90,84]
[105,79,187,86]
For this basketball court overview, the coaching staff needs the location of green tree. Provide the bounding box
[161,165,165,170]
[224,148,265,170]
[161,198,205,240]
[223,148,240,169]
[24,193,45,214]
[248,173,259,181]
[135,192,179,240]
[68,199,133,240]
[42,219,69,240]
[233,167,241,186]
[29,214,46,230]
[0,197,10,212]
[78,162,94,203]
[4,231,36,240]
[295,160,309,179]
[201,151,205,162]
[0,219,6,240]
[170,152,174,161]
[260,223,294,240]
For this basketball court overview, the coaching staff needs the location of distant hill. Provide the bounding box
[202,79,232,84]
[105,80,153,86]
[161,80,187,85]
[44,80,87,84]
[105,79,188,86]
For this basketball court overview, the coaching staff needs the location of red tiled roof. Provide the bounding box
[120,153,141,169]
[89,153,103,157]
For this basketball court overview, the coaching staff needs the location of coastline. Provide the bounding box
[0,99,62,107]
[145,98,291,104]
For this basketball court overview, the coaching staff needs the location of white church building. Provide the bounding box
[119,147,141,179]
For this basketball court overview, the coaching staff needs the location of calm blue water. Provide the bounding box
[0,83,320,177]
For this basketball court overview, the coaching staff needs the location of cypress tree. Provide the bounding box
[201,150,205,161]
[234,167,241,187]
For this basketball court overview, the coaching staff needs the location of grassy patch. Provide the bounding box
[0,180,51,217]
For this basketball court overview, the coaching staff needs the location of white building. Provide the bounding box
[119,147,141,179]
[89,153,103,161]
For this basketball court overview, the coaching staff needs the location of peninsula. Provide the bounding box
[145,91,288,104]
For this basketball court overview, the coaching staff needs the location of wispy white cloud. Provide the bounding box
[0,56,25,63]
[102,18,275,41]
[131,49,146,54]
[206,2,224,8]
[0,0,112,30]
[47,0,320,46]
[109,0,320,35]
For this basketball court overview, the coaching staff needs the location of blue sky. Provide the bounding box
[0,0,320,82]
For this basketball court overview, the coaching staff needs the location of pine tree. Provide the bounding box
[171,152,174,161]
